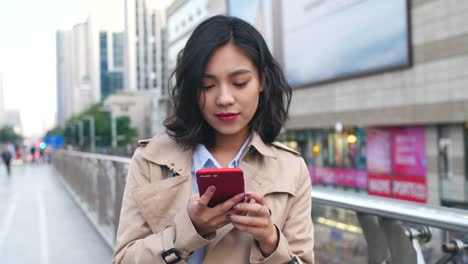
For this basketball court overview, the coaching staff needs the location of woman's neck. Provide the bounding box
[209,130,250,167]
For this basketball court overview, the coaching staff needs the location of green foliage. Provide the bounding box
[63,102,138,147]
[117,116,138,144]
[0,126,23,144]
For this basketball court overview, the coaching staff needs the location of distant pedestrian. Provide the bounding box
[30,146,36,163]
[2,143,12,176]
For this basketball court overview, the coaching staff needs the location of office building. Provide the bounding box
[124,0,165,91]
[56,20,99,127]
[5,110,22,135]
[100,31,125,100]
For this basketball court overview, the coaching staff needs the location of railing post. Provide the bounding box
[357,213,391,263]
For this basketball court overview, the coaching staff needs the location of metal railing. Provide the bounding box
[312,187,468,263]
[52,150,130,247]
[52,150,468,263]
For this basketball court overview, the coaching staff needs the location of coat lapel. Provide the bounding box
[141,133,192,176]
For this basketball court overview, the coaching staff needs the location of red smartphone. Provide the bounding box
[196,168,245,208]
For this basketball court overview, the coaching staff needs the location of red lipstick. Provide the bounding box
[215,112,239,122]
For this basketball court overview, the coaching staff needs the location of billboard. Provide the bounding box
[366,127,427,203]
[227,0,274,50]
[392,127,427,176]
[366,128,392,175]
[281,0,411,87]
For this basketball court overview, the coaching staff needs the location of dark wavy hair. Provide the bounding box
[164,15,291,148]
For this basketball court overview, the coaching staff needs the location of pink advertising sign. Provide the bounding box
[368,174,393,198]
[355,170,368,189]
[393,176,427,203]
[366,128,392,174]
[310,166,368,189]
[392,127,426,176]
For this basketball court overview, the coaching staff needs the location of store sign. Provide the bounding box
[393,176,427,203]
[366,128,392,174]
[392,128,427,176]
[355,170,368,189]
[368,174,392,198]
[311,167,368,189]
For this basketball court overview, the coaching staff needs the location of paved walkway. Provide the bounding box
[0,163,113,264]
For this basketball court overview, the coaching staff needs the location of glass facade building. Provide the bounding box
[100,31,124,100]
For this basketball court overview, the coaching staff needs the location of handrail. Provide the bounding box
[57,150,132,163]
[312,186,468,233]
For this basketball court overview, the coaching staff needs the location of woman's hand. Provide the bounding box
[228,192,279,256]
[188,186,246,236]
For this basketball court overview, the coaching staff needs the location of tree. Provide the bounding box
[116,116,138,145]
[64,102,139,147]
[0,126,23,144]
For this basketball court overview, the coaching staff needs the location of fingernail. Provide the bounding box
[233,204,240,210]
[245,193,251,198]
[226,213,232,220]
[208,186,216,192]
[251,199,256,203]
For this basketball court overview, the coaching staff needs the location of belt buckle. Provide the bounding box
[161,248,182,264]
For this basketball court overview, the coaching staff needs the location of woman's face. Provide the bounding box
[199,42,262,141]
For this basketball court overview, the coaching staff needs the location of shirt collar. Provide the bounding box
[141,131,277,175]
[191,135,252,173]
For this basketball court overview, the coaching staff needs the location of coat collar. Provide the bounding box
[141,131,277,175]
[247,132,276,160]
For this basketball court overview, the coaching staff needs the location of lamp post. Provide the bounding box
[78,121,84,147]
[67,123,77,146]
[84,116,95,152]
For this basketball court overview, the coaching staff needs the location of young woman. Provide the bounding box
[113,15,314,264]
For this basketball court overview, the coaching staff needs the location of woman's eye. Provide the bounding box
[233,82,248,88]
[203,84,214,90]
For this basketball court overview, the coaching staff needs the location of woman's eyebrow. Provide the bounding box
[228,69,251,77]
[203,69,252,79]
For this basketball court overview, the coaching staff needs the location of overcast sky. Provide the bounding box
[0,0,92,138]
[0,0,175,138]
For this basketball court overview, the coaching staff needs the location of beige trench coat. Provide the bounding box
[112,132,314,264]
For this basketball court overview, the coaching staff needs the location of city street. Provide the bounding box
[0,163,112,263]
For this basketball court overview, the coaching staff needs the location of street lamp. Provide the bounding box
[78,121,84,146]
[84,116,95,152]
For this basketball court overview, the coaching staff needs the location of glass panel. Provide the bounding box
[313,204,368,263]
[313,203,468,263]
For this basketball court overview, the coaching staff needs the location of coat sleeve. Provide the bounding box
[250,157,315,264]
[112,148,215,264]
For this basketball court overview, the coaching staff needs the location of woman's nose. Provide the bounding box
[215,86,235,106]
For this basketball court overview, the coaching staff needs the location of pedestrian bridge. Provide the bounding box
[1,150,467,263]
